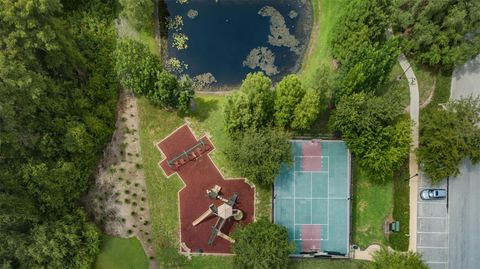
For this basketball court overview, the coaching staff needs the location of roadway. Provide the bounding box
[448,54,480,269]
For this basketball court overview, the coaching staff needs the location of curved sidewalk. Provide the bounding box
[398,53,419,252]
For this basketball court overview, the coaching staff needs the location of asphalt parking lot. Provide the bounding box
[448,54,480,269]
[447,157,480,269]
[416,174,449,269]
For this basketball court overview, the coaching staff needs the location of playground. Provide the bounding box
[157,124,255,254]
[274,140,351,256]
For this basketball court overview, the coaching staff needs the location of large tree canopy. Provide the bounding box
[115,38,162,96]
[119,0,154,30]
[232,218,294,269]
[225,128,292,187]
[224,72,274,135]
[418,97,480,181]
[0,0,118,267]
[330,0,393,64]
[330,92,411,182]
[394,0,480,68]
[274,74,305,128]
[335,39,400,99]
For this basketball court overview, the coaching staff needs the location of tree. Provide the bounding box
[225,128,291,186]
[366,248,428,269]
[274,74,305,128]
[115,38,162,95]
[291,88,322,130]
[119,0,154,30]
[394,0,480,68]
[330,0,393,63]
[232,218,294,269]
[19,212,100,269]
[418,97,480,181]
[177,75,194,113]
[329,92,411,182]
[335,39,400,99]
[224,72,274,135]
[0,1,117,267]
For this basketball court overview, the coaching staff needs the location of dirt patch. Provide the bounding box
[85,92,157,268]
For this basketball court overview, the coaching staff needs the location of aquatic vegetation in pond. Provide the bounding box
[176,0,188,4]
[166,57,188,73]
[259,6,300,55]
[167,15,184,31]
[187,9,198,19]
[289,10,298,19]
[172,33,188,50]
[192,73,217,90]
[243,47,279,76]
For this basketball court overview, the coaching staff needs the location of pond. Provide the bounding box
[165,0,313,89]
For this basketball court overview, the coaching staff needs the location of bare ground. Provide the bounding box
[85,92,157,269]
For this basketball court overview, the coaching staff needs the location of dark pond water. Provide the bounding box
[165,0,312,89]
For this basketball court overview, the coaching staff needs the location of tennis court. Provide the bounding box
[274,140,351,256]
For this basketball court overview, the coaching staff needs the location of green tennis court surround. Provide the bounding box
[274,140,351,256]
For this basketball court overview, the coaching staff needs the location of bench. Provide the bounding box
[389,221,400,232]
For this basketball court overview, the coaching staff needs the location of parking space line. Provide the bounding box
[418,246,449,249]
[418,216,448,219]
[417,201,447,205]
[417,232,448,234]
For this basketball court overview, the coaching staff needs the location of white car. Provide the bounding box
[420,189,447,200]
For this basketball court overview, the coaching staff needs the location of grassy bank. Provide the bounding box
[389,162,410,250]
[94,235,149,269]
[351,161,393,249]
[300,0,347,88]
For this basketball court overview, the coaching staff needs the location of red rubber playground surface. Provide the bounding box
[157,124,255,254]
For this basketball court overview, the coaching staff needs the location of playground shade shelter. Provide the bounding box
[274,140,351,256]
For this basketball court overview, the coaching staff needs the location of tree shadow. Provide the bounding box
[189,97,220,123]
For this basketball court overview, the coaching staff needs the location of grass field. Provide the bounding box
[351,161,393,249]
[300,0,347,88]
[411,62,452,107]
[94,235,148,269]
[389,162,410,250]
[138,94,271,268]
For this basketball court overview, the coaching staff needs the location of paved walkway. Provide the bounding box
[398,53,419,252]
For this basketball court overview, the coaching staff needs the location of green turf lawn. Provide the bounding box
[138,94,271,268]
[300,0,347,88]
[351,161,393,249]
[411,62,452,107]
[94,235,149,269]
[389,162,410,251]
[289,259,368,269]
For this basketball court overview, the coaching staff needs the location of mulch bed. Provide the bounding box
[157,124,255,254]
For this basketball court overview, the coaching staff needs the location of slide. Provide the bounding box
[192,207,213,226]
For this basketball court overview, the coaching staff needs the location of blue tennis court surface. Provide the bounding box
[274,140,351,256]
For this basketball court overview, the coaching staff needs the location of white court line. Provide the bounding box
[310,172,313,224]
[293,162,296,239]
